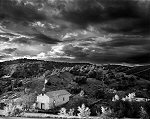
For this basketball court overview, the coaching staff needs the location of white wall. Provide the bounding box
[37,94,50,104]
[37,94,54,110]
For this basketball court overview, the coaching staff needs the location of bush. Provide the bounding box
[95,89,105,99]
[68,108,75,116]
[67,82,81,94]
[73,76,87,85]
[12,108,24,117]
[140,106,149,119]
[58,108,68,116]
[110,100,141,118]
[64,97,89,116]
[124,101,140,118]
[141,101,150,117]
[77,104,91,117]
[4,104,24,117]
[100,106,113,119]
[58,108,75,116]
[87,70,97,78]
[110,100,126,118]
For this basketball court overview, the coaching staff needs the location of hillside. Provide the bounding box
[103,64,150,80]
[0,58,90,78]
[1,59,150,118]
[0,59,150,97]
[0,58,89,95]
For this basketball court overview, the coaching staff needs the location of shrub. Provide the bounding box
[58,108,68,116]
[77,104,91,117]
[125,101,140,118]
[142,101,150,116]
[100,106,113,119]
[140,106,149,119]
[11,107,24,117]
[87,70,97,78]
[110,100,126,118]
[110,100,141,118]
[67,82,81,94]
[73,76,87,85]
[68,108,75,116]
[58,108,75,117]
[4,103,24,117]
[95,89,105,99]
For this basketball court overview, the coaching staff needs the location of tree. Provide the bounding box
[21,93,37,111]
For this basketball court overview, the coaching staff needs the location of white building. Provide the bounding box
[36,90,71,110]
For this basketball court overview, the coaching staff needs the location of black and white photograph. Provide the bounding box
[0,0,149,118]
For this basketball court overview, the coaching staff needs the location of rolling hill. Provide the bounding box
[0,58,150,103]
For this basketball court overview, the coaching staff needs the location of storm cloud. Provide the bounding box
[62,0,150,34]
[0,0,149,64]
[0,0,47,22]
[2,48,17,54]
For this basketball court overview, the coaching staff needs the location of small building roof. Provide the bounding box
[46,90,71,98]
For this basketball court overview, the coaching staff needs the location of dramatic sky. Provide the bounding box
[0,0,149,64]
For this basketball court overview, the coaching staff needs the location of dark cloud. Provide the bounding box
[62,0,150,34]
[0,36,10,42]
[2,48,17,54]
[11,37,32,44]
[124,53,150,64]
[73,49,150,64]
[86,51,150,64]
[0,32,17,36]
[0,55,7,59]
[11,33,61,45]
[98,36,149,48]
[62,0,105,27]
[0,0,46,22]
[0,0,149,65]
[59,35,150,64]
[0,54,11,60]
[34,33,61,44]
[63,44,88,58]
